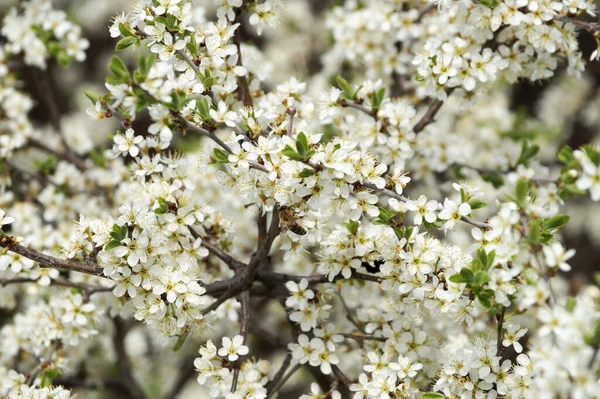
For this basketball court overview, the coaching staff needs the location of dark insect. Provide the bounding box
[278,206,307,236]
[362,258,384,274]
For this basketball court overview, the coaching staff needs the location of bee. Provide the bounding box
[278,206,307,236]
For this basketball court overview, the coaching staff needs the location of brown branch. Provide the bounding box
[412,88,454,134]
[188,225,246,270]
[265,364,300,399]
[113,318,148,399]
[496,306,506,355]
[265,353,292,392]
[0,235,103,276]
[27,138,87,171]
[233,26,253,107]
[338,290,366,334]
[0,276,112,301]
[231,290,250,393]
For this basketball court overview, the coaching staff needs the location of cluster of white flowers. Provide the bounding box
[193,336,268,399]
[1,0,600,397]
[1,0,89,68]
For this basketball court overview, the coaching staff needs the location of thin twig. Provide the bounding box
[265,364,300,398]
[338,290,366,334]
[231,290,250,393]
[496,306,506,355]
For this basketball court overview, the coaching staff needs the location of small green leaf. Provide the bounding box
[104,240,122,251]
[480,0,498,8]
[296,132,309,157]
[482,172,504,188]
[423,393,445,399]
[115,36,139,51]
[109,56,130,80]
[515,178,529,207]
[336,76,355,100]
[473,271,490,286]
[343,220,359,234]
[212,148,230,164]
[471,258,484,273]
[542,214,570,231]
[118,22,136,37]
[173,332,189,351]
[516,141,539,166]
[84,89,100,104]
[298,168,315,178]
[449,274,467,284]
[557,145,574,165]
[565,296,577,312]
[370,88,386,109]
[459,268,475,283]
[468,198,487,210]
[35,155,57,174]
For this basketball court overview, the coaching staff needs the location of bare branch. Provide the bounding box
[0,235,103,276]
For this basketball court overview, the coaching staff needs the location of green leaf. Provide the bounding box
[296,132,309,157]
[109,56,130,80]
[212,148,229,164]
[115,36,139,51]
[336,76,355,100]
[557,145,574,165]
[282,145,305,162]
[459,268,475,283]
[565,296,577,312]
[516,141,539,166]
[423,393,445,399]
[584,321,600,346]
[476,288,495,309]
[40,368,62,388]
[468,198,487,210]
[197,97,212,120]
[299,168,315,178]
[480,0,498,8]
[343,220,359,234]
[35,155,57,174]
[154,197,169,214]
[118,22,136,37]
[449,274,467,284]
[515,178,529,207]
[542,214,570,231]
[471,258,484,273]
[84,89,100,104]
[482,172,504,188]
[173,332,189,351]
[473,271,490,286]
[186,32,199,57]
[104,240,122,251]
[370,88,386,109]
[487,250,496,269]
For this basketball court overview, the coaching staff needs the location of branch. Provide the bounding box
[265,353,292,392]
[188,225,246,270]
[113,318,148,399]
[496,306,506,355]
[0,235,103,276]
[231,290,250,393]
[27,138,87,171]
[233,25,253,107]
[0,276,112,301]
[338,290,366,334]
[257,270,381,284]
[413,88,455,133]
[361,182,492,229]
[265,364,300,399]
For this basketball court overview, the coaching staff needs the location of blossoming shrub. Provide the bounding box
[1,0,600,398]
